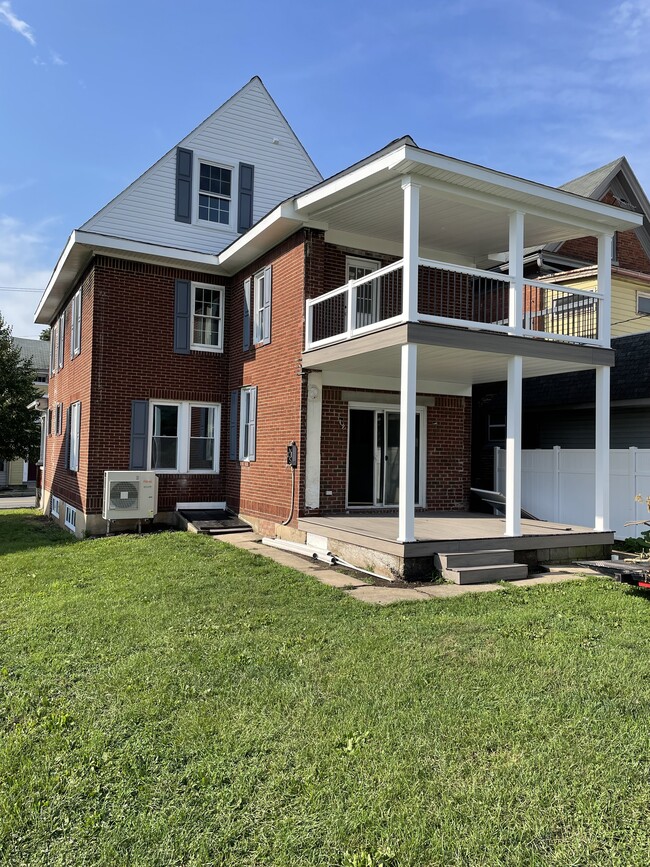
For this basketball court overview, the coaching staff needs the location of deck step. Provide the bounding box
[435,549,515,569]
[444,563,528,585]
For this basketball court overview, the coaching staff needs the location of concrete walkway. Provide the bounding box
[211,530,594,605]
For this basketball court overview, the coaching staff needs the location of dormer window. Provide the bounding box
[198,162,231,225]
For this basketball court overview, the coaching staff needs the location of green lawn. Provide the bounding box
[1,510,649,866]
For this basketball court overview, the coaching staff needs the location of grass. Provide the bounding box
[1,509,650,866]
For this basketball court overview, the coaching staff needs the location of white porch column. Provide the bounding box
[397,343,418,542]
[595,365,611,531]
[304,371,323,509]
[401,177,420,322]
[597,233,613,346]
[22,460,29,483]
[505,355,523,537]
[508,211,525,334]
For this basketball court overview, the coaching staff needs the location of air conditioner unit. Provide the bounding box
[102,471,158,521]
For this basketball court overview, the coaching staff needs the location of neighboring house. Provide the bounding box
[0,337,49,489]
[473,157,650,493]
[34,77,641,579]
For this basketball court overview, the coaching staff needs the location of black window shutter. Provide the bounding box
[243,277,251,351]
[64,406,71,469]
[175,147,193,223]
[229,389,239,460]
[174,279,191,354]
[130,400,149,470]
[237,163,254,233]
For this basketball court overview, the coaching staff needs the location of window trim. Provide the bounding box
[57,311,65,370]
[637,291,650,316]
[239,386,257,462]
[188,403,221,474]
[64,504,76,532]
[70,289,82,357]
[69,401,81,472]
[195,158,233,229]
[147,400,221,474]
[190,283,225,353]
[51,496,60,518]
[253,268,271,346]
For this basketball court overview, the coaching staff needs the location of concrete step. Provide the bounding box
[445,563,528,585]
[435,549,515,570]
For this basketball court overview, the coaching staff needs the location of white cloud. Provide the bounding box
[50,50,65,66]
[0,216,58,339]
[0,1,35,46]
[612,0,650,36]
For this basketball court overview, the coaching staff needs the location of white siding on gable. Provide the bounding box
[82,78,322,255]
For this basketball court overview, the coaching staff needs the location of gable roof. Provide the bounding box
[559,158,626,199]
[13,336,49,371]
[80,76,322,255]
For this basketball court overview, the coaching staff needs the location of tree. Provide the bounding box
[0,313,41,463]
[39,327,51,341]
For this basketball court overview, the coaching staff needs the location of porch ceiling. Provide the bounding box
[302,324,613,387]
[296,160,642,269]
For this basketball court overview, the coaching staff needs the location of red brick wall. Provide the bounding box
[226,232,307,526]
[314,387,471,513]
[44,265,95,510]
[46,256,230,515]
[558,191,650,274]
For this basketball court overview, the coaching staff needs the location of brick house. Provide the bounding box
[35,77,643,579]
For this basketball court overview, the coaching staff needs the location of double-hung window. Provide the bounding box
[239,386,257,461]
[55,402,63,436]
[151,403,180,471]
[198,162,231,225]
[70,289,82,357]
[191,283,224,351]
[253,267,271,345]
[149,402,221,473]
[57,311,65,370]
[69,402,81,471]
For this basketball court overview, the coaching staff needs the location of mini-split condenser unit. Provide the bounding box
[102,471,158,521]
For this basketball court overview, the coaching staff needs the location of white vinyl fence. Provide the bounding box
[494,447,650,540]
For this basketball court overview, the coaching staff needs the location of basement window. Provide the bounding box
[51,496,60,518]
[64,504,76,532]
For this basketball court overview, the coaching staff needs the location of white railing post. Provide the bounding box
[508,211,525,334]
[397,343,418,543]
[505,355,523,536]
[597,233,612,346]
[305,300,313,349]
[594,364,611,531]
[402,177,420,322]
[346,281,355,337]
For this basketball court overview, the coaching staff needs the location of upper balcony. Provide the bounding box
[292,140,644,360]
[306,258,605,351]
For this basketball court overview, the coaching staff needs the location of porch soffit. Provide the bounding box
[302,324,614,387]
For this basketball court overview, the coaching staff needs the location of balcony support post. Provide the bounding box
[508,211,525,334]
[505,354,523,537]
[594,365,610,532]
[397,342,418,543]
[402,177,420,322]
[597,233,612,346]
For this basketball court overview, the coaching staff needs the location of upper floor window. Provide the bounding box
[57,311,65,370]
[70,289,82,357]
[637,292,650,315]
[253,267,272,346]
[198,162,231,225]
[191,284,224,352]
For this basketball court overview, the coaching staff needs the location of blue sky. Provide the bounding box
[1,0,650,338]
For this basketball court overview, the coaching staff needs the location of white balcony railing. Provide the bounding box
[304,258,606,351]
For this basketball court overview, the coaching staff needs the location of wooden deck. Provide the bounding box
[299,511,614,558]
